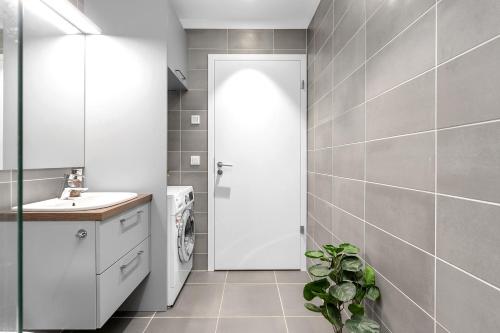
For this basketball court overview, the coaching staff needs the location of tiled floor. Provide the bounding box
[96,271,333,333]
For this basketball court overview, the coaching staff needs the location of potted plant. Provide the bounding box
[303,243,381,333]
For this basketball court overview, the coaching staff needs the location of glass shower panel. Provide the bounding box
[0,0,21,332]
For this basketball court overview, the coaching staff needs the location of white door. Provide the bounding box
[208,55,307,270]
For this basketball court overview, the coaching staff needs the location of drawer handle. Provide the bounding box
[76,229,87,239]
[120,250,144,270]
[120,211,144,225]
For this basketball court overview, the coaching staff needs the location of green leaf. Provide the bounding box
[322,303,343,330]
[345,315,380,333]
[323,244,338,256]
[339,243,360,254]
[348,303,365,316]
[364,266,376,286]
[342,257,363,272]
[305,250,325,259]
[354,287,366,304]
[303,278,330,301]
[366,286,381,301]
[304,303,322,313]
[308,264,331,277]
[330,282,357,302]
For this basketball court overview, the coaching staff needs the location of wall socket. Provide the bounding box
[191,115,201,125]
[190,155,201,166]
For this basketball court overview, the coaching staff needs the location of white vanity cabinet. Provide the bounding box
[167,0,188,90]
[23,201,151,330]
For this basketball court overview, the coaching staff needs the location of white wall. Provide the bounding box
[84,0,168,310]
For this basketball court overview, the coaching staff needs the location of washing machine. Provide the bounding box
[167,186,195,306]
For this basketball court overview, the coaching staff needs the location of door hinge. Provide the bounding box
[301,80,305,90]
[300,226,305,234]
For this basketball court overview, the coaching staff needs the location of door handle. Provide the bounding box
[217,162,233,168]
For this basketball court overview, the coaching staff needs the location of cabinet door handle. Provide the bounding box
[120,211,143,226]
[120,250,144,270]
[175,69,186,80]
[76,229,87,239]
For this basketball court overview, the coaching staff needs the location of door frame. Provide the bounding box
[207,54,308,271]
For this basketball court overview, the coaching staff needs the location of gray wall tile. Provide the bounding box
[188,49,226,70]
[168,111,181,131]
[332,207,364,250]
[333,27,365,86]
[187,29,227,49]
[314,120,332,149]
[367,0,435,58]
[365,0,384,19]
[314,148,332,175]
[316,35,333,71]
[194,213,208,233]
[194,193,208,212]
[315,4,333,54]
[333,0,350,28]
[273,49,306,54]
[314,218,333,246]
[180,172,208,193]
[332,177,364,219]
[332,143,365,180]
[194,233,208,254]
[367,71,435,140]
[314,174,332,203]
[181,131,208,152]
[437,196,500,288]
[315,62,333,100]
[366,183,435,253]
[332,66,365,117]
[437,38,500,128]
[273,29,307,50]
[228,30,273,49]
[168,131,181,151]
[193,254,208,270]
[333,0,365,56]
[333,104,365,146]
[181,90,208,110]
[167,152,181,171]
[313,197,333,232]
[187,70,208,90]
[436,261,500,332]
[437,122,500,203]
[366,225,435,314]
[366,10,435,99]
[316,92,333,124]
[367,133,435,191]
[370,274,435,333]
[167,171,181,186]
[437,0,500,63]
[168,90,181,110]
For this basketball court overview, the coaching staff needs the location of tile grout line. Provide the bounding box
[274,271,289,333]
[141,311,156,333]
[214,271,228,333]
[434,2,438,332]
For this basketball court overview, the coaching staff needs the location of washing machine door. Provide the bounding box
[178,207,195,263]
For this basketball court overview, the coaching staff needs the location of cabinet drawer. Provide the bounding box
[97,237,150,328]
[97,203,150,273]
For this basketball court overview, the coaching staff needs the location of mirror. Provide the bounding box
[1,0,85,170]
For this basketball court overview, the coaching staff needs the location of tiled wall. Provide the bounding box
[0,168,75,211]
[307,0,500,332]
[167,29,307,270]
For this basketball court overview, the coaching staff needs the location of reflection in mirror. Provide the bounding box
[0,1,18,331]
[21,0,85,170]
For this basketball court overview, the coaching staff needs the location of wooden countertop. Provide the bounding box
[0,194,152,222]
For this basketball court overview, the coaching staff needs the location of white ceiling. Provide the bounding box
[170,0,321,29]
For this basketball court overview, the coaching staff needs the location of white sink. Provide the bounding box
[20,192,138,212]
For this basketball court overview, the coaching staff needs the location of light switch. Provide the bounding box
[190,155,201,166]
[191,115,201,125]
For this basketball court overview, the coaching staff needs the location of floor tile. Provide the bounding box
[278,284,321,317]
[186,271,227,284]
[226,271,276,283]
[220,284,283,316]
[275,271,311,284]
[217,317,287,333]
[286,317,334,333]
[156,284,223,317]
[145,318,217,333]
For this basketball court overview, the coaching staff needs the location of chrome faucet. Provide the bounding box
[59,168,87,200]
